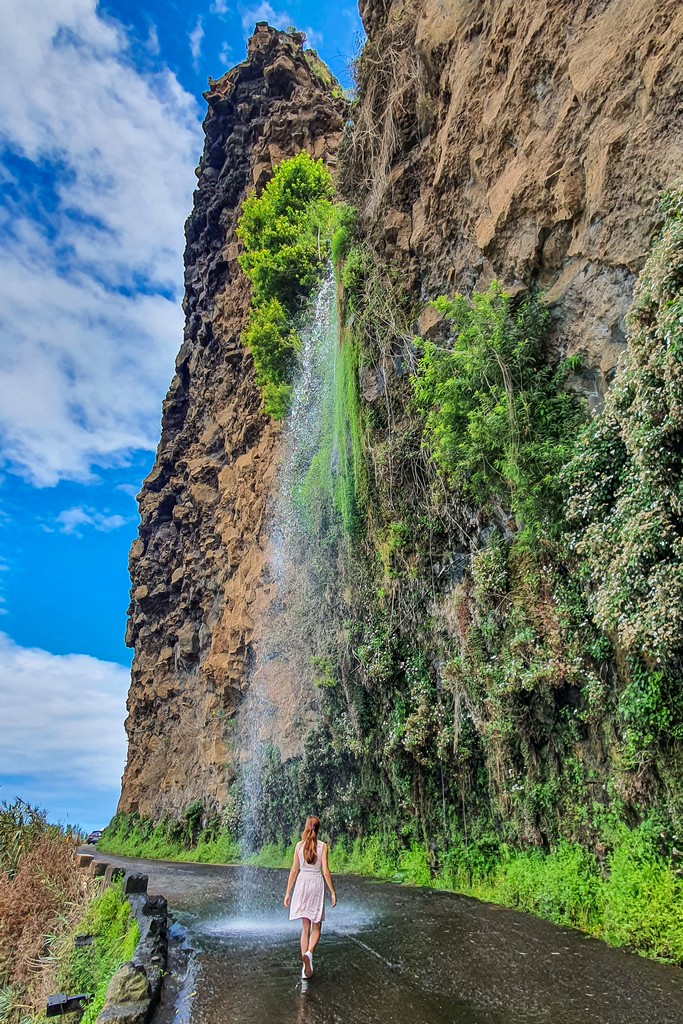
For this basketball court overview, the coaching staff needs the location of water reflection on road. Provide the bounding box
[95,855,683,1024]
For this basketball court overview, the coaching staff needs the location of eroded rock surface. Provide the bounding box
[348,0,683,403]
[118,25,344,819]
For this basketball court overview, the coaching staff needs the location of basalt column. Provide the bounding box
[118,25,344,820]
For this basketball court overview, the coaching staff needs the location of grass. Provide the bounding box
[99,819,240,865]
[0,800,91,1024]
[100,815,683,965]
[55,880,139,1024]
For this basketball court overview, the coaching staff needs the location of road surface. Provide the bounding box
[89,852,683,1024]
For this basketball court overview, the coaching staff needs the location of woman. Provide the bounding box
[283,815,337,978]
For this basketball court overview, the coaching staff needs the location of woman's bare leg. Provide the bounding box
[308,922,322,954]
[300,918,311,958]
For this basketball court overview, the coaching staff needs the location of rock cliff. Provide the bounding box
[346,0,683,406]
[118,25,344,819]
[118,1,683,830]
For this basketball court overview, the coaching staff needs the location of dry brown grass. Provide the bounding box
[341,4,423,219]
[0,834,93,1019]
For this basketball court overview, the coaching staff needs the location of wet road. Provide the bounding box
[91,853,683,1024]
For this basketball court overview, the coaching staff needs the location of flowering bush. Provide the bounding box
[564,187,683,751]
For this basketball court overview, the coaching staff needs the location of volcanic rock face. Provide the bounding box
[120,4,683,825]
[349,0,683,406]
[118,25,344,819]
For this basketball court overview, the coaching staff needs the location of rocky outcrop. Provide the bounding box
[118,25,344,819]
[347,0,683,405]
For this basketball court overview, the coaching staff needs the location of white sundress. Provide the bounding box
[289,840,326,924]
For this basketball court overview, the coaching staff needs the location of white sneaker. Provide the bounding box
[301,965,306,979]
[302,951,313,978]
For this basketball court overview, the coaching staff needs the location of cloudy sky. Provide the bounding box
[0,0,362,831]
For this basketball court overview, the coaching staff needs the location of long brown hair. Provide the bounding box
[301,815,320,864]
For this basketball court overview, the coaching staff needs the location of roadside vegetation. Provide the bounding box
[0,799,138,1024]
[54,881,138,1024]
[0,799,89,1024]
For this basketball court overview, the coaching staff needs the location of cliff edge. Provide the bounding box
[118,25,344,819]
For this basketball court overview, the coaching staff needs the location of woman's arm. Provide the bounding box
[283,844,300,907]
[322,843,337,907]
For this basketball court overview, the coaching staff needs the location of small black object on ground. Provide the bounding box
[46,993,92,1016]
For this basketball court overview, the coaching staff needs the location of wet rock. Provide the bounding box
[123,874,148,895]
[97,1002,148,1024]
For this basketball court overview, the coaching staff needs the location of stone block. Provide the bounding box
[104,865,126,885]
[105,964,150,1005]
[97,1002,148,1024]
[77,854,94,869]
[123,873,149,895]
[91,860,108,878]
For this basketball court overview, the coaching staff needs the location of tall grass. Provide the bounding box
[0,800,91,1024]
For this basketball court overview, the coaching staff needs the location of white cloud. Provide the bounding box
[239,3,322,48]
[57,506,131,535]
[0,0,202,486]
[189,17,204,70]
[116,483,140,499]
[211,0,230,13]
[240,1,292,32]
[0,632,129,793]
[146,22,161,56]
[218,41,234,66]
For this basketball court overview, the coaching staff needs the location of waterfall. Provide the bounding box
[237,266,342,856]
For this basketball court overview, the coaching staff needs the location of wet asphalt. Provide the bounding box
[89,852,683,1024]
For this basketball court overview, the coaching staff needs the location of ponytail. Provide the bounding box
[301,815,320,864]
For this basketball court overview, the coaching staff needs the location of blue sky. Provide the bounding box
[0,0,363,833]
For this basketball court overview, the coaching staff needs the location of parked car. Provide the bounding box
[86,830,103,845]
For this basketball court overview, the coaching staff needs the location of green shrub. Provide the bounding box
[236,152,337,418]
[412,285,584,542]
[237,151,334,311]
[565,186,683,671]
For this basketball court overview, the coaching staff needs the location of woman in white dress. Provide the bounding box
[283,815,337,978]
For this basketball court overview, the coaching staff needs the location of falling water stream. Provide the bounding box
[238,266,339,859]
